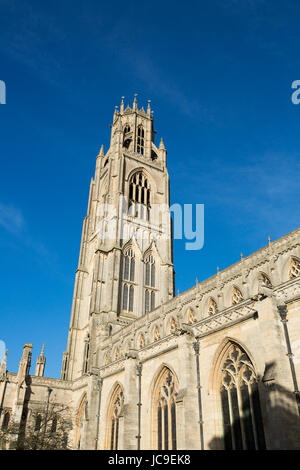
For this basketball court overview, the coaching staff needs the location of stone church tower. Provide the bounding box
[62,96,174,383]
[1,97,300,451]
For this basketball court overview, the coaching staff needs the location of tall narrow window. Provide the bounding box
[122,248,135,313]
[123,248,135,281]
[208,298,218,316]
[105,385,124,450]
[145,289,150,313]
[187,308,197,324]
[128,172,150,220]
[83,336,90,374]
[153,367,178,450]
[145,254,156,313]
[75,393,87,449]
[2,411,10,431]
[137,125,144,154]
[220,343,266,450]
[123,124,131,150]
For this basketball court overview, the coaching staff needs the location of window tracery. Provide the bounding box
[153,368,178,450]
[231,287,243,305]
[208,298,218,316]
[289,258,300,279]
[122,248,135,313]
[128,172,150,220]
[137,125,144,154]
[170,317,177,334]
[106,385,124,450]
[154,326,161,342]
[187,308,197,324]
[220,343,265,450]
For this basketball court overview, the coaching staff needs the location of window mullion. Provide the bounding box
[227,388,236,450]
[236,382,247,449]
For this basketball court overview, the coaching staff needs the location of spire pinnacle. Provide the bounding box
[133,93,138,111]
[0,349,8,374]
[41,343,45,356]
[120,96,125,113]
[147,100,151,116]
[159,138,166,150]
[98,145,104,157]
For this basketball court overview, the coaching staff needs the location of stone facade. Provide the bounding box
[1,98,300,450]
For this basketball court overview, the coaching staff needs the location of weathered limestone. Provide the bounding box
[1,99,300,450]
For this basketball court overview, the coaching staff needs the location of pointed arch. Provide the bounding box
[104,383,124,450]
[231,286,243,305]
[75,392,87,449]
[187,307,197,324]
[211,339,265,450]
[151,366,179,450]
[153,325,161,342]
[289,257,300,280]
[258,272,272,288]
[139,333,145,349]
[169,317,177,334]
[208,297,218,316]
[128,170,150,220]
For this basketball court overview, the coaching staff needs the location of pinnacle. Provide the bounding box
[159,138,166,150]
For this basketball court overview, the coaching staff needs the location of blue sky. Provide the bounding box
[0,0,300,378]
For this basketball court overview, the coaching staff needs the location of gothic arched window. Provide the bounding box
[231,287,243,305]
[83,336,90,374]
[137,125,144,154]
[289,257,300,280]
[152,367,178,450]
[139,333,145,349]
[208,298,218,316]
[144,254,156,313]
[122,248,135,313]
[105,385,124,450]
[259,272,272,288]
[220,343,266,450]
[123,124,131,150]
[187,308,197,324]
[128,172,150,220]
[170,317,177,334]
[75,393,87,449]
[153,325,161,342]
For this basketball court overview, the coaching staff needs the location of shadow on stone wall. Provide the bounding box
[208,362,300,450]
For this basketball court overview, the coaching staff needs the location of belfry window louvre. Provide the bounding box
[137,125,145,154]
[145,254,155,287]
[259,272,272,288]
[154,368,178,450]
[289,257,300,279]
[220,343,266,450]
[128,171,150,220]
